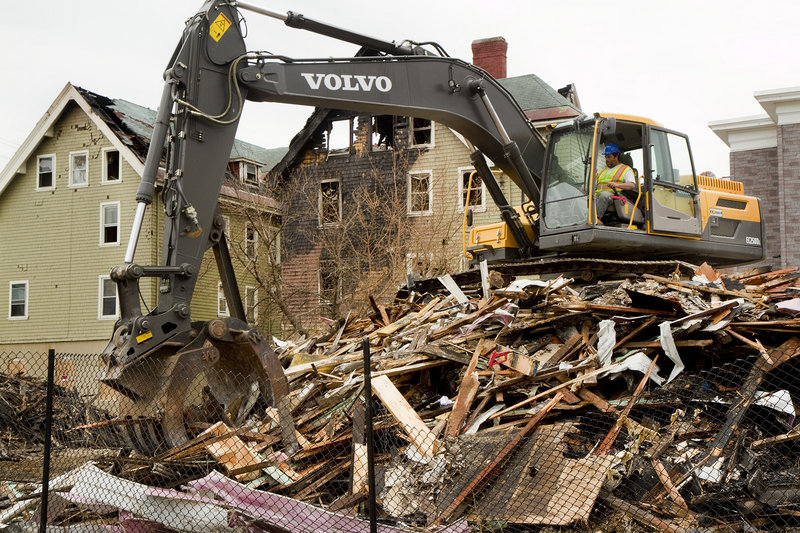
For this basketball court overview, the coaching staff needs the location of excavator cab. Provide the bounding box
[470,113,765,267]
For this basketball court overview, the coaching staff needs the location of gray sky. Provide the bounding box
[2,0,798,178]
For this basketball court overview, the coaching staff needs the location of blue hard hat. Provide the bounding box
[603,143,621,155]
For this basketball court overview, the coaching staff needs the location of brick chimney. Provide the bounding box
[471,37,507,79]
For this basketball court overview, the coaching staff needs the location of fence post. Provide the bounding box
[362,338,377,533]
[40,348,56,532]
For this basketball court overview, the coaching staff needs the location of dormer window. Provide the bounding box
[239,162,259,185]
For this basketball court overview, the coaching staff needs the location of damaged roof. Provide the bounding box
[0,82,287,196]
[76,86,288,169]
[499,74,582,122]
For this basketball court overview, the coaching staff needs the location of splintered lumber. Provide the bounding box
[490,363,615,421]
[201,421,263,482]
[432,392,565,525]
[600,492,689,533]
[371,375,437,457]
[429,297,508,341]
[750,427,800,450]
[595,354,659,455]
[703,335,800,460]
[445,339,491,438]
[652,459,688,509]
[643,273,763,304]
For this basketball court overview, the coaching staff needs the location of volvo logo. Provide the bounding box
[300,73,392,92]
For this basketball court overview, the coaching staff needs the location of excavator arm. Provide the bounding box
[101,0,548,455]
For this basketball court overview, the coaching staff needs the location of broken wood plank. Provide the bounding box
[644,273,763,304]
[201,422,264,482]
[445,339,492,438]
[429,297,509,341]
[371,375,437,457]
[595,355,659,455]
[600,492,688,533]
[750,426,800,450]
[652,458,688,509]
[438,274,470,304]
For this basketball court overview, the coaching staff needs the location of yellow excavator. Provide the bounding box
[101,0,764,455]
[466,113,763,270]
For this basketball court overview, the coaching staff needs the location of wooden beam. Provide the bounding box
[371,375,437,457]
[444,339,491,437]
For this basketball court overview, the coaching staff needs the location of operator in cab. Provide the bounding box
[595,143,636,220]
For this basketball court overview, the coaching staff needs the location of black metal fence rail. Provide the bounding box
[0,338,799,532]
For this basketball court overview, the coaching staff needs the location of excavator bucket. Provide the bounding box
[99,317,297,456]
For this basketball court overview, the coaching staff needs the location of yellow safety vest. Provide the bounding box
[596,164,632,193]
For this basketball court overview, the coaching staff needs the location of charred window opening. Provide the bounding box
[371,115,395,151]
[319,179,342,225]
[410,117,433,146]
[326,119,353,155]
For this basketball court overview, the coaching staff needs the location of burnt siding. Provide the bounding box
[731,146,778,268]
[280,116,419,325]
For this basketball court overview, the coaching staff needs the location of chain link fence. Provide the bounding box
[1,329,799,532]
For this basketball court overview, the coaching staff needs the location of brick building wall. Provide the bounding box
[710,88,800,271]
[279,115,421,331]
[777,123,800,266]
[730,147,779,267]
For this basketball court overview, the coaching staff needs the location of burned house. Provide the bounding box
[271,38,581,331]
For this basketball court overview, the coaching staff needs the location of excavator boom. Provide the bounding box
[100,1,764,455]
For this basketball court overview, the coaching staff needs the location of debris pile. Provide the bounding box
[0,371,112,452]
[3,262,800,532]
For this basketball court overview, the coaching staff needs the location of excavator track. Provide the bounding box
[404,257,699,295]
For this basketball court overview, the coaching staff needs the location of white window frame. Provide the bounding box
[245,222,258,259]
[68,150,89,188]
[457,166,487,212]
[217,282,229,317]
[407,170,433,216]
[98,276,119,320]
[245,286,259,323]
[269,229,281,265]
[9,281,28,320]
[36,154,56,191]
[101,148,122,184]
[319,179,342,226]
[239,161,260,185]
[100,201,121,246]
[409,117,434,148]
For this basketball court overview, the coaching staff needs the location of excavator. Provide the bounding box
[101,0,765,455]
